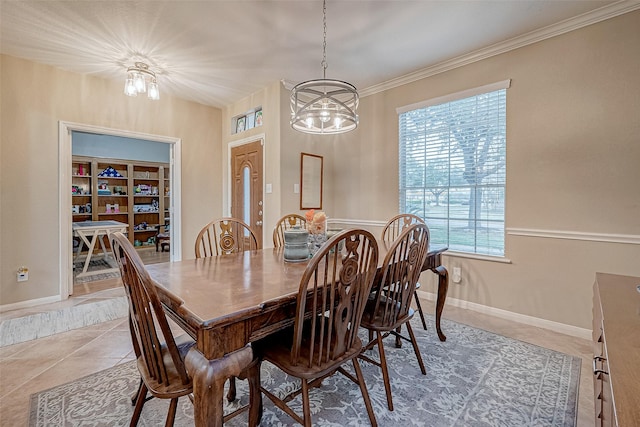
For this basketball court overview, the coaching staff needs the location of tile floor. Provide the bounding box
[0,282,594,427]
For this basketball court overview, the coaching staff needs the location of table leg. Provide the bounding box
[185,345,255,427]
[79,232,98,275]
[73,235,85,263]
[431,265,449,342]
[98,232,110,259]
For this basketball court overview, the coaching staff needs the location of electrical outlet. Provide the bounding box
[17,266,29,282]
[452,267,462,284]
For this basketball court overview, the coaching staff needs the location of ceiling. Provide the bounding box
[1,1,636,108]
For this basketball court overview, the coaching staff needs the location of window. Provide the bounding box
[398,81,509,256]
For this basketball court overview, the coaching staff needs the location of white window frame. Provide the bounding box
[397,80,510,257]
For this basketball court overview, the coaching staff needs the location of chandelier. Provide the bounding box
[124,62,160,100]
[290,0,358,134]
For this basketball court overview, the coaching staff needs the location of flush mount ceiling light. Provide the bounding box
[290,0,358,134]
[124,62,160,100]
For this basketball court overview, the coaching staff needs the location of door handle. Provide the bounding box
[256,220,263,226]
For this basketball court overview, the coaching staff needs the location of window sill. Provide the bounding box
[443,250,512,264]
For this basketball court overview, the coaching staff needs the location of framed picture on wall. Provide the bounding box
[300,152,323,210]
[246,112,255,130]
[236,116,246,134]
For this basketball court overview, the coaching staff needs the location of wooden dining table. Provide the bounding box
[146,244,448,427]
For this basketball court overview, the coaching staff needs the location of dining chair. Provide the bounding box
[194,217,258,402]
[359,223,430,411]
[195,217,259,257]
[253,229,380,426]
[381,213,428,330]
[110,231,194,427]
[272,213,307,248]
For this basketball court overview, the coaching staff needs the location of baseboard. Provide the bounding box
[417,290,592,340]
[0,295,62,313]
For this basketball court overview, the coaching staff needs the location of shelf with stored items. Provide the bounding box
[71,157,93,219]
[131,162,166,249]
[71,156,169,250]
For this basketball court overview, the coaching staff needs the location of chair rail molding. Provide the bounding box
[328,218,387,228]
[507,228,640,245]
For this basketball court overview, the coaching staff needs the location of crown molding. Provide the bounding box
[360,0,640,98]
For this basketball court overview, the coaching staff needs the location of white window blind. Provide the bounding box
[399,86,507,256]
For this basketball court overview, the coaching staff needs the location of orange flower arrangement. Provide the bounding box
[305,209,327,235]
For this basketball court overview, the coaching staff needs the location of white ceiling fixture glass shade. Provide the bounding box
[123,62,160,100]
[290,0,358,135]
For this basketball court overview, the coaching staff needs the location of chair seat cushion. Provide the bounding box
[255,321,362,380]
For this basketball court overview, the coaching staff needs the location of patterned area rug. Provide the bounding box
[73,257,121,284]
[29,317,580,427]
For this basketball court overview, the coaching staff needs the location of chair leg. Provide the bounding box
[227,376,237,402]
[414,290,428,330]
[352,358,378,427]
[406,321,426,375]
[395,325,402,348]
[131,377,143,406]
[165,398,178,427]
[247,361,263,427]
[301,379,312,427]
[376,331,394,411]
[130,381,148,427]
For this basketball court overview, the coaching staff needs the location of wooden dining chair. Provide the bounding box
[272,213,306,248]
[381,213,428,330]
[195,217,259,257]
[110,231,194,427]
[253,229,380,426]
[359,223,430,411]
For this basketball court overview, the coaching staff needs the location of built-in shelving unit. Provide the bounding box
[72,156,170,250]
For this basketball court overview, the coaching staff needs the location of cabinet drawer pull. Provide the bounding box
[592,356,608,375]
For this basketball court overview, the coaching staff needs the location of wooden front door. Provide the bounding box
[231,140,263,248]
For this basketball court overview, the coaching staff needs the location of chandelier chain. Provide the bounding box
[321,0,327,78]
[289,0,359,134]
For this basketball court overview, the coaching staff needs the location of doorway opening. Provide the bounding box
[59,121,182,299]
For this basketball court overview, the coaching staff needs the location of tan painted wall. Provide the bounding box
[1,54,223,306]
[329,11,640,330]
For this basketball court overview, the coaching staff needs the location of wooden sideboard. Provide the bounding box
[592,273,640,427]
